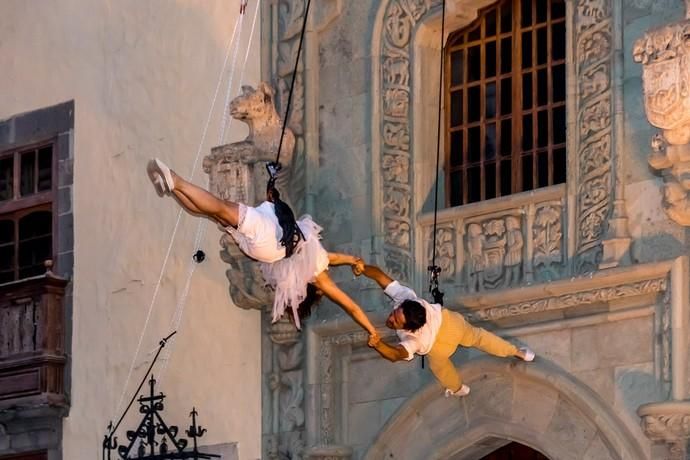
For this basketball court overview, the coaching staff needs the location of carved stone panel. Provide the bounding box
[419,187,566,293]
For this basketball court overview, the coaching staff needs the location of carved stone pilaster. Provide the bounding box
[638,402,690,460]
[573,0,616,273]
[378,0,443,282]
[633,12,690,226]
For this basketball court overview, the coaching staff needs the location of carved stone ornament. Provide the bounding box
[464,277,667,322]
[633,13,690,226]
[203,82,296,207]
[638,401,690,460]
[203,82,296,313]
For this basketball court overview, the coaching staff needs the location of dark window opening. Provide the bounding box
[446,0,567,207]
[0,143,55,283]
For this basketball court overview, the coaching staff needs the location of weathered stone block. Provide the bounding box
[348,401,380,447]
[573,368,616,404]
[582,434,617,460]
[541,397,597,460]
[348,356,426,403]
[614,362,658,419]
[511,379,559,435]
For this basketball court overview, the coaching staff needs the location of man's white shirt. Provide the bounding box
[384,280,443,360]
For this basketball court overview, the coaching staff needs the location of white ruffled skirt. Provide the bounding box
[259,216,328,329]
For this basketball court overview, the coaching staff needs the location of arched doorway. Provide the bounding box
[480,442,549,460]
[364,358,647,460]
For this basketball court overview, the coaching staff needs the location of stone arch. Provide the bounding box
[364,358,647,460]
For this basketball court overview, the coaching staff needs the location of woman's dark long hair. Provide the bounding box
[293,283,322,322]
[267,179,304,257]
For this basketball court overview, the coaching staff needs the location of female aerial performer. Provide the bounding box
[146,158,378,339]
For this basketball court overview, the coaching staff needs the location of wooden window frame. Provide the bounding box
[445,0,567,207]
[0,140,57,282]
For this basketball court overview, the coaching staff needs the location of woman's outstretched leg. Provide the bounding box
[148,158,239,227]
[312,271,378,339]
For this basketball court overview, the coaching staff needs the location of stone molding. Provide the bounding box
[464,277,666,322]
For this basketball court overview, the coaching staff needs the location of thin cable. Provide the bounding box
[158,1,261,380]
[111,13,241,421]
[219,15,245,144]
[274,0,311,167]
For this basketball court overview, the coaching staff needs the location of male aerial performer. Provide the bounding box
[354,261,535,397]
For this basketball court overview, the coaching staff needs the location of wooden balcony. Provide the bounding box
[0,268,69,413]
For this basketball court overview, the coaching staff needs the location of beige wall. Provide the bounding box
[0,1,261,458]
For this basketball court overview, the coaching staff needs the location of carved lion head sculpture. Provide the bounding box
[229,82,279,125]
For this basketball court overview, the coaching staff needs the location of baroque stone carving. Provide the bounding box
[465,216,523,292]
[203,82,295,312]
[638,401,690,460]
[574,0,614,273]
[428,226,455,279]
[633,15,690,226]
[379,0,442,282]
[533,205,563,282]
[465,277,667,322]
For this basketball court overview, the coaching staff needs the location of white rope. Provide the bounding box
[157,0,261,380]
[111,11,243,422]
[219,16,245,145]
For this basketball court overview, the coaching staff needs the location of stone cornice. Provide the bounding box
[456,259,672,311]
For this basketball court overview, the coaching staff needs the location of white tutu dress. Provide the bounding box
[225,201,329,329]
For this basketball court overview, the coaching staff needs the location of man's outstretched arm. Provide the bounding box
[368,335,410,362]
[356,263,395,290]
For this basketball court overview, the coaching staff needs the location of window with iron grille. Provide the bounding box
[0,143,55,283]
[446,0,566,207]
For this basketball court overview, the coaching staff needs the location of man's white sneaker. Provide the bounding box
[147,158,175,194]
[518,347,535,362]
[445,384,470,398]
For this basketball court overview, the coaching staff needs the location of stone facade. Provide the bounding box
[237,0,690,459]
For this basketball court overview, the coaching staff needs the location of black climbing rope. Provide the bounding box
[428,0,447,308]
[266,0,312,258]
[268,0,312,177]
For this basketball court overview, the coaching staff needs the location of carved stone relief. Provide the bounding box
[533,205,564,282]
[639,402,690,460]
[573,0,615,273]
[420,194,565,293]
[379,0,443,282]
[204,82,295,208]
[633,16,690,226]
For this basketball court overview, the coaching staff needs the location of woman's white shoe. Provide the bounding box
[147,158,175,194]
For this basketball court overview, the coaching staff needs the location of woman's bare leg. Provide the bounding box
[170,171,239,227]
[312,271,378,338]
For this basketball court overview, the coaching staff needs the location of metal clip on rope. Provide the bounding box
[427,264,444,306]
